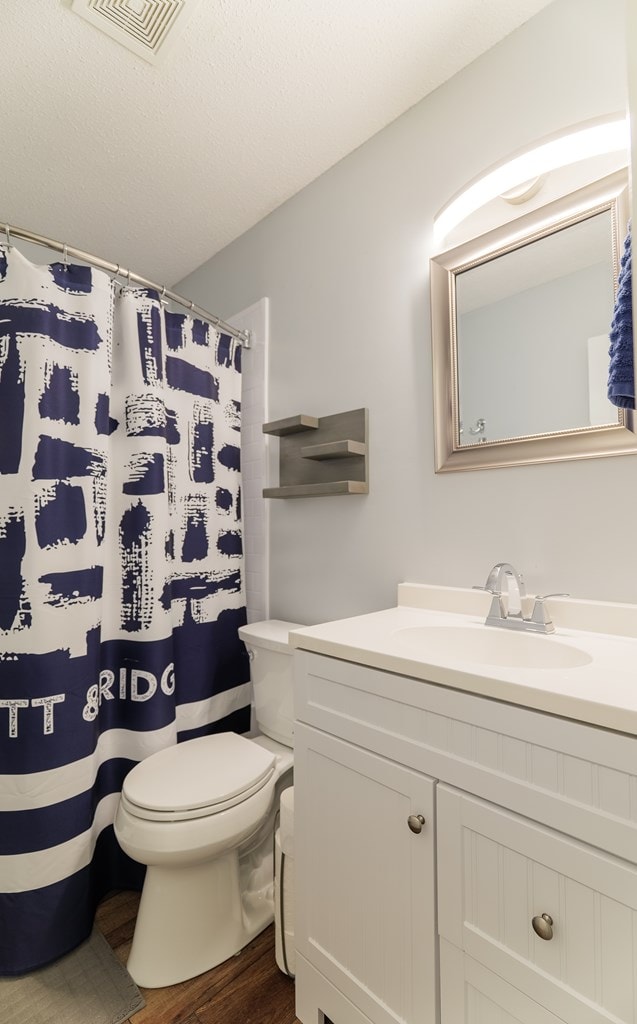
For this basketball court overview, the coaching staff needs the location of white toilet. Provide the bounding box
[113,619,300,988]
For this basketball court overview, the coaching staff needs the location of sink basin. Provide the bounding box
[393,625,592,670]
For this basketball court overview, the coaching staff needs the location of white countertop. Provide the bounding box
[289,584,637,737]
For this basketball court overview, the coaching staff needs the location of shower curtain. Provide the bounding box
[0,244,251,975]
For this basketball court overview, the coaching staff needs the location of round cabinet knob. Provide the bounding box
[407,814,425,834]
[532,913,554,940]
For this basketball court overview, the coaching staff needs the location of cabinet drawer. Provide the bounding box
[438,785,637,1024]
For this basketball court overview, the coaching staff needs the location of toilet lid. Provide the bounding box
[122,733,276,815]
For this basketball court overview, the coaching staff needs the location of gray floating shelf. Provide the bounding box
[262,414,319,436]
[263,408,368,499]
[264,481,368,499]
[301,440,367,461]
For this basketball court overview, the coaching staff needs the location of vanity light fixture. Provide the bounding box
[433,115,629,245]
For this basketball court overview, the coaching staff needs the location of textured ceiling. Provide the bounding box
[1,0,554,285]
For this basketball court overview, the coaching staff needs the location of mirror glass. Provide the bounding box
[430,169,637,471]
[455,210,616,446]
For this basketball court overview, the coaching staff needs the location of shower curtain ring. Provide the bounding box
[4,224,12,250]
[160,285,167,305]
[62,243,69,268]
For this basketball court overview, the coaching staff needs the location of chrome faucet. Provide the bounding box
[481,562,526,625]
[477,563,567,635]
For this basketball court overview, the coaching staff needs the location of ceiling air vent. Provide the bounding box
[70,0,201,65]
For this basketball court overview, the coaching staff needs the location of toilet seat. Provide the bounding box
[121,733,276,822]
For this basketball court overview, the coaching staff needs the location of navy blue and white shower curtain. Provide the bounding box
[0,245,250,975]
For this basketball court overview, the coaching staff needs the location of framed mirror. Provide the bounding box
[430,169,636,471]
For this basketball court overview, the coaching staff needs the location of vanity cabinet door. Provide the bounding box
[295,722,438,1024]
[440,939,566,1024]
[438,784,637,1024]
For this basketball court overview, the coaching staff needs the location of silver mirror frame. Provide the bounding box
[430,169,636,472]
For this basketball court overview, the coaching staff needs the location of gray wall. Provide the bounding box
[177,0,636,622]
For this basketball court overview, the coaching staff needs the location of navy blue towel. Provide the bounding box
[607,224,634,409]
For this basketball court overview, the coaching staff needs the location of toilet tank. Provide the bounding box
[238,620,303,747]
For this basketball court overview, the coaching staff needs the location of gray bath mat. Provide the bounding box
[0,928,145,1024]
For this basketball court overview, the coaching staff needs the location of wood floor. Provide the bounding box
[95,890,300,1024]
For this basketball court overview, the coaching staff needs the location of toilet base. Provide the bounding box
[127,849,266,988]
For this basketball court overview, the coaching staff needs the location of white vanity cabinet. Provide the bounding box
[293,647,637,1024]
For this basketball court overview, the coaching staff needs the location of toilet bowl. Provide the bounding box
[113,619,301,988]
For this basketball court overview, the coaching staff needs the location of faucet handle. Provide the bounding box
[485,592,507,624]
[530,593,569,629]
[473,585,507,623]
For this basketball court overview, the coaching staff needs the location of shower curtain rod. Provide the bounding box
[1,222,250,347]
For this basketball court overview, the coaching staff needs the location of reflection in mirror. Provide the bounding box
[456,211,616,445]
[430,170,637,471]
